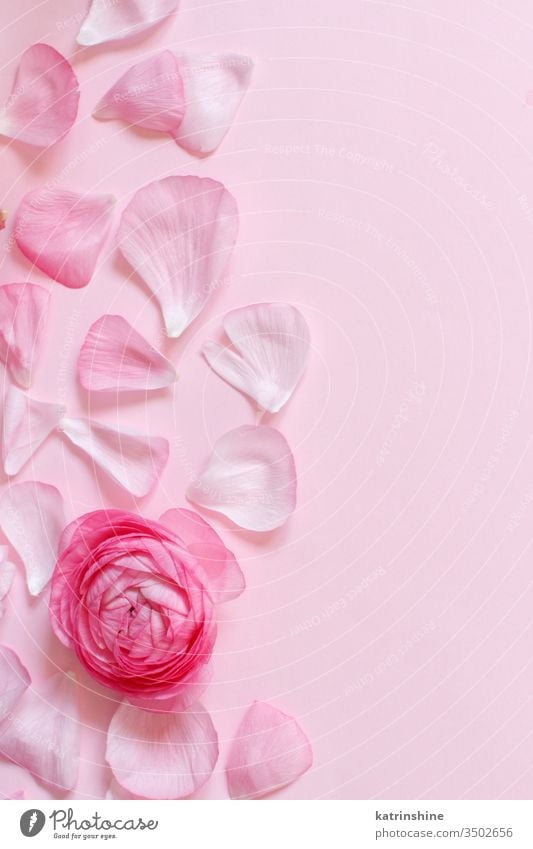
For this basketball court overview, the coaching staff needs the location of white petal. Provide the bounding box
[2,386,65,476]
[78,0,179,46]
[0,482,66,596]
[172,53,253,155]
[60,417,169,497]
[78,314,177,392]
[0,645,31,722]
[106,701,218,799]
[226,701,313,799]
[0,547,15,618]
[187,425,297,531]
[0,671,80,791]
[118,175,239,337]
[203,303,310,412]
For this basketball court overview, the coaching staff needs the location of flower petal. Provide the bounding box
[93,50,185,132]
[187,425,297,531]
[160,508,244,603]
[118,175,239,337]
[172,53,253,155]
[0,646,31,722]
[203,303,310,413]
[0,44,79,148]
[78,314,177,392]
[59,417,169,497]
[15,189,114,289]
[2,387,65,476]
[78,0,179,46]
[0,481,66,596]
[0,671,80,791]
[106,701,218,799]
[226,701,313,799]
[0,283,49,389]
[0,547,16,618]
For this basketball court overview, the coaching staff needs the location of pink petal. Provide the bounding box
[6,790,25,799]
[93,51,185,133]
[0,44,79,148]
[0,211,7,230]
[0,283,49,389]
[106,701,218,799]
[129,663,214,714]
[226,701,313,799]
[78,0,179,46]
[118,176,239,337]
[2,387,65,476]
[0,671,80,791]
[15,189,114,289]
[78,314,177,392]
[187,425,297,531]
[0,547,16,618]
[0,646,31,722]
[204,303,310,413]
[0,482,66,596]
[59,417,169,497]
[160,508,244,603]
[172,53,253,155]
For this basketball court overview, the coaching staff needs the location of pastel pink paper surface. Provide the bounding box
[0,44,79,148]
[1,0,533,803]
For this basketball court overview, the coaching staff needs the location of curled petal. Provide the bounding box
[0,547,16,618]
[15,189,114,289]
[187,425,297,531]
[94,51,184,132]
[0,44,79,148]
[118,176,239,337]
[0,671,80,791]
[59,417,169,497]
[0,283,49,389]
[0,646,31,722]
[160,508,244,603]
[204,303,310,413]
[78,0,179,46]
[173,53,253,156]
[226,701,313,799]
[2,387,65,476]
[0,481,66,596]
[78,314,177,392]
[106,701,218,799]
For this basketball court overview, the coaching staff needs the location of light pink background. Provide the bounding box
[1,0,533,800]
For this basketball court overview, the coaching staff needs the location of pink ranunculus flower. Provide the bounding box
[50,508,244,704]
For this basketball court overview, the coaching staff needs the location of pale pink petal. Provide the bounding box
[0,211,7,230]
[15,189,114,289]
[2,387,65,476]
[160,508,244,603]
[172,53,253,155]
[203,303,310,413]
[129,663,213,713]
[106,701,218,799]
[93,51,185,132]
[0,44,79,148]
[0,547,16,618]
[78,0,179,46]
[0,646,31,722]
[7,790,25,799]
[118,176,238,337]
[0,671,80,791]
[59,417,169,497]
[226,701,313,799]
[78,314,177,392]
[187,425,297,531]
[0,482,66,596]
[0,283,49,389]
